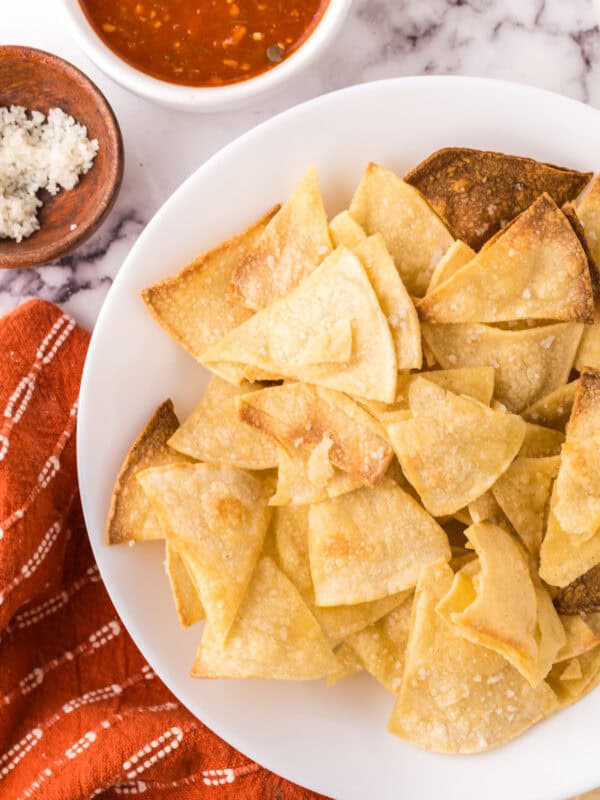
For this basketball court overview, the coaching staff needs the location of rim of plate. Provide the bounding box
[78,75,600,800]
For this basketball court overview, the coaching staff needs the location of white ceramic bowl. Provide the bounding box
[61,0,352,111]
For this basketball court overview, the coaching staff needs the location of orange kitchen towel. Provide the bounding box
[0,299,327,800]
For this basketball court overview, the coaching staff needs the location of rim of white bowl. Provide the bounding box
[61,0,353,111]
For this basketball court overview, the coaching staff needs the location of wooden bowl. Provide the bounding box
[0,46,124,269]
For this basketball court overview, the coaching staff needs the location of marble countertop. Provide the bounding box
[3,0,600,330]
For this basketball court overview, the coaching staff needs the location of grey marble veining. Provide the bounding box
[3,0,600,330]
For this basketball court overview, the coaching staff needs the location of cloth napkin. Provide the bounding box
[0,299,326,800]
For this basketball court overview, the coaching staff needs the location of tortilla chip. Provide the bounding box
[268,447,362,507]
[326,643,364,686]
[353,234,422,369]
[238,382,392,486]
[405,147,591,250]
[348,162,454,297]
[388,378,525,515]
[165,541,204,627]
[426,240,476,294]
[519,423,565,458]
[540,490,600,588]
[329,210,366,249]
[418,195,594,324]
[141,208,276,359]
[522,381,578,431]
[467,492,503,524]
[137,463,270,641]
[492,456,560,556]
[567,366,600,439]
[389,561,557,753]
[346,596,414,692]
[106,400,189,545]
[168,377,278,470]
[422,321,583,413]
[203,246,398,403]
[191,556,338,679]
[575,325,600,371]
[437,523,565,686]
[272,504,411,645]
[555,615,600,661]
[554,564,600,614]
[547,646,600,704]
[308,476,450,606]
[577,172,600,264]
[229,167,332,310]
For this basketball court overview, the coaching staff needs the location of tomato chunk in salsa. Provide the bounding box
[79,0,330,87]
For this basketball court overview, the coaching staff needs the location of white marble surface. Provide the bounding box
[3,0,600,329]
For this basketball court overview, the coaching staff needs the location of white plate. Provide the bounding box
[78,76,600,800]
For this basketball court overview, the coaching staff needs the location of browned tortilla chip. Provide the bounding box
[141,208,277,359]
[165,541,204,627]
[389,561,557,753]
[562,201,600,311]
[554,563,600,614]
[106,400,189,545]
[203,246,398,402]
[137,463,271,642]
[422,321,583,413]
[168,377,278,470]
[522,381,578,431]
[191,556,338,679]
[418,195,594,325]
[405,147,591,250]
[348,162,454,297]
[388,379,525,515]
[308,476,450,606]
[238,382,392,486]
[230,167,332,310]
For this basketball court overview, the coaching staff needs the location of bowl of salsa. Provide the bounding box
[62,0,352,111]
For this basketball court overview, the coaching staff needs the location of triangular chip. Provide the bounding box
[168,377,278,469]
[141,208,276,358]
[522,381,578,431]
[492,456,560,556]
[203,246,397,402]
[329,210,366,249]
[418,194,594,324]
[229,166,332,310]
[575,325,600,371]
[326,643,364,686]
[308,477,450,606]
[547,646,600,705]
[191,556,337,679]
[268,448,362,507]
[273,504,408,644]
[137,463,270,641]
[348,162,454,297]
[577,172,600,268]
[426,240,475,294]
[165,541,204,627]
[422,321,583,412]
[106,400,189,545]
[353,234,421,369]
[405,147,591,250]
[554,563,600,614]
[388,378,525,515]
[555,615,600,661]
[346,595,414,692]
[389,561,557,753]
[238,382,392,486]
[437,523,565,686]
[519,423,565,458]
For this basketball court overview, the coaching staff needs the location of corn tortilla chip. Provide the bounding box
[519,424,565,458]
[165,541,204,627]
[418,195,594,324]
[203,246,398,403]
[426,240,475,294]
[492,456,559,556]
[348,162,454,297]
[405,147,591,250]
[522,381,578,431]
[168,377,278,470]
[107,400,189,545]
[554,564,600,615]
[467,492,504,524]
[269,447,362,507]
[308,476,450,606]
[389,560,557,753]
[555,615,600,661]
[388,378,525,516]
[327,643,364,686]
[329,210,366,249]
[141,208,276,359]
[547,645,600,704]
[422,321,583,413]
[229,166,332,310]
[137,463,270,642]
[191,556,338,679]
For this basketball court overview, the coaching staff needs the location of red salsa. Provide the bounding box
[79,0,330,87]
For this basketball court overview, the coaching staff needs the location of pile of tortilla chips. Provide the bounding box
[108,148,600,755]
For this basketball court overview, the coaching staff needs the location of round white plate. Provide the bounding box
[79,76,600,800]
